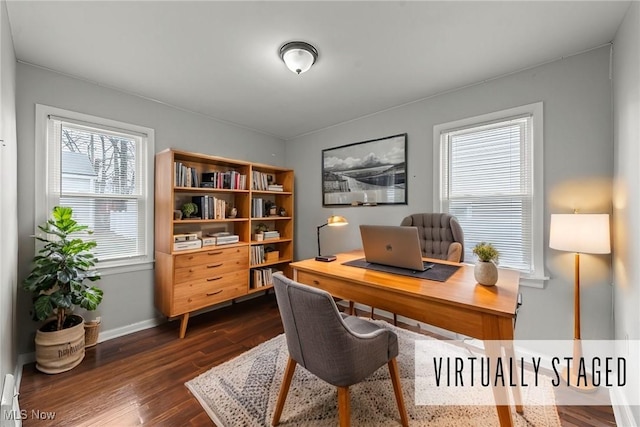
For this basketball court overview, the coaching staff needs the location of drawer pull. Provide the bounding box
[313,280,320,285]
[207,276,223,282]
[208,251,223,255]
[207,263,223,269]
[206,290,223,296]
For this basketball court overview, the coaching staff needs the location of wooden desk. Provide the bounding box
[290,250,522,427]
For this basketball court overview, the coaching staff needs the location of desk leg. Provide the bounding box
[484,339,513,427]
[503,339,524,413]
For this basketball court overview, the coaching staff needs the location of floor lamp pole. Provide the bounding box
[564,251,596,392]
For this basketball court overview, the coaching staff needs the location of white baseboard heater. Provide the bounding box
[1,374,21,427]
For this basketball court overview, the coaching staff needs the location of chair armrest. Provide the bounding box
[447,242,462,263]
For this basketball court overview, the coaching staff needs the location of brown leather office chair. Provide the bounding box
[370,213,464,325]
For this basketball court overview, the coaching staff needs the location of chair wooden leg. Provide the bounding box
[388,358,409,427]
[393,313,398,326]
[272,357,297,426]
[337,386,350,427]
[349,301,355,315]
[370,307,375,319]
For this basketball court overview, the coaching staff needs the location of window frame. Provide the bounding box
[35,104,155,275]
[433,102,546,288]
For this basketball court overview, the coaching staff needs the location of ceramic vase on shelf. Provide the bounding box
[474,261,498,286]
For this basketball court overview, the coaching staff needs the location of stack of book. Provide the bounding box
[207,232,239,245]
[267,184,284,192]
[263,230,280,240]
[173,233,202,251]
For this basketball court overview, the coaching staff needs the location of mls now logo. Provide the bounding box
[2,409,26,420]
[2,409,56,420]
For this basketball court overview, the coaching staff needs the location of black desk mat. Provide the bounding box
[342,258,461,282]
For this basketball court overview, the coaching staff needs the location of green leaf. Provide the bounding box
[33,295,53,321]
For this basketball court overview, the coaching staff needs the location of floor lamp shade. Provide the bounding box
[549,214,610,254]
[549,213,610,392]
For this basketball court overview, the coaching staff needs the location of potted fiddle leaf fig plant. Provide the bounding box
[23,206,103,374]
[472,242,499,286]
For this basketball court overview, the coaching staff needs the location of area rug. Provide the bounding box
[185,323,561,426]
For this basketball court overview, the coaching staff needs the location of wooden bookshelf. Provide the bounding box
[154,149,294,338]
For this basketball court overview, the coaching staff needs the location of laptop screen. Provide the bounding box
[359,225,427,271]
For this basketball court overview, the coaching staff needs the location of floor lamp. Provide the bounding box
[315,215,348,262]
[549,212,610,392]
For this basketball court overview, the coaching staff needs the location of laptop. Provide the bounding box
[359,225,434,272]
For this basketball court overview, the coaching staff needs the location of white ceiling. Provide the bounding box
[6,1,630,140]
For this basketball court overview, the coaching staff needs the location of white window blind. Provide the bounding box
[38,106,154,269]
[440,115,534,273]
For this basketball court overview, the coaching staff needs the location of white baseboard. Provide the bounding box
[14,317,165,390]
[97,317,164,343]
[610,386,638,427]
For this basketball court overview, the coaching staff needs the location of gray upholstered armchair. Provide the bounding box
[272,273,409,427]
[370,212,464,325]
[400,212,464,262]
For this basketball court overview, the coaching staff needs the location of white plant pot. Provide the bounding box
[474,261,498,286]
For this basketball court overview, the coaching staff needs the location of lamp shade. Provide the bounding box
[549,214,610,254]
[280,41,318,74]
[327,215,348,226]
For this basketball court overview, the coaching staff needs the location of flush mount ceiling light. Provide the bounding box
[279,41,318,75]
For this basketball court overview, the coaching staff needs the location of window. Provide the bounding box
[35,105,154,273]
[433,103,545,287]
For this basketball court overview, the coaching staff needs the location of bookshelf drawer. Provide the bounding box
[173,271,248,313]
[175,246,248,268]
[175,257,248,284]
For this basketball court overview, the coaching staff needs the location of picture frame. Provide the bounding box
[322,133,407,206]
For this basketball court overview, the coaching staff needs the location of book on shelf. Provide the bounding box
[252,171,278,191]
[251,198,263,218]
[191,196,227,220]
[251,267,277,289]
[267,184,284,192]
[201,170,246,190]
[173,162,199,188]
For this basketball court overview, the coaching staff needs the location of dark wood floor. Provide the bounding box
[19,294,616,426]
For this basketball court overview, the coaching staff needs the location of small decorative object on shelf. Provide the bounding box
[472,242,499,286]
[279,207,287,217]
[181,202,199,219]
[174,210,183,220]
[228,206,238,218]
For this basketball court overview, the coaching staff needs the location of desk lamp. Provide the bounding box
[549,212,610,392]
[316,215,348,262]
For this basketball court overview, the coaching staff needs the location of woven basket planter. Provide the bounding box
[35,314,85,374]
[84,318,101,348]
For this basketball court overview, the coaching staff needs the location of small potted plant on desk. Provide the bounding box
[23,206,103,374]
[472,242,499,286]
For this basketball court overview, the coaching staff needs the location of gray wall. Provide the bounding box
[613,1,639,423]
[286,46,614,342]
[0,0,17,381]
[15,63,285,354]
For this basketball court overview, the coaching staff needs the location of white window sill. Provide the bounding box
[519,276,549,289]
[98,259,154,276]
